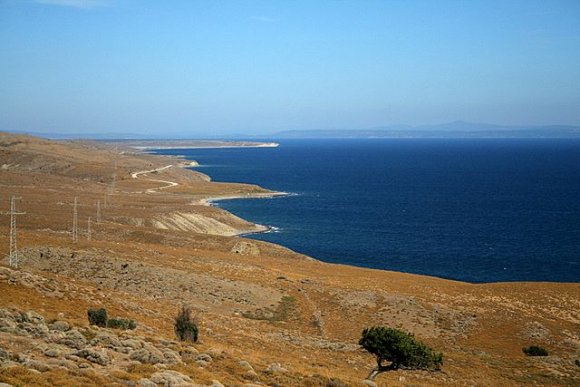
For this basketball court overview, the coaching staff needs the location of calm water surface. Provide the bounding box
[153,139,580,283]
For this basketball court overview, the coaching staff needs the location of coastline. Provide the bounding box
[194,191,289,237]
[194,191,289,206]
[2,132,580,386]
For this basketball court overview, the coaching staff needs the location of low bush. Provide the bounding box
[107,317,137,330]
[523,345,548,356]
[87,308,108,327]
[174,306,198,343]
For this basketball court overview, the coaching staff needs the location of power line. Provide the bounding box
[1,196,26,268]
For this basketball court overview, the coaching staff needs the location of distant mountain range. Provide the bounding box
[274,121,580,139]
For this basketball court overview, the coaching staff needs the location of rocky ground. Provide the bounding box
[0,305,307,387]
[1,132,579,386]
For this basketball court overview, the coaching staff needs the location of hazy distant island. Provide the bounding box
[10,121,580,141]
[275,121,580,139]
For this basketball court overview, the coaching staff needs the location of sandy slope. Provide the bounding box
[0,132,578,386]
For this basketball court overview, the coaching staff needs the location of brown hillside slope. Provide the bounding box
[0,133,578,386]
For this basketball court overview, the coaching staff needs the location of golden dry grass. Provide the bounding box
[0,132,579,386]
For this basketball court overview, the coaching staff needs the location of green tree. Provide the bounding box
[87,308,108,327]
[174,305,198,343]
[359,327,442,380]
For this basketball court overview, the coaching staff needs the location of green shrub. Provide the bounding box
[359,327,442,379]
[174,306,198,343]
[87,308,108,327]
[523,345,548,356]
[107,317,137,330]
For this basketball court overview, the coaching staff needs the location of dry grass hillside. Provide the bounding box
[0,132,578,386]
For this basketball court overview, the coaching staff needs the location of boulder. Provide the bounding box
[163,349,182,365]
[0,347,10,363]
[20,311,45,324]
[0,326,29,337]
[159,339,179,347]
[150,370,194,386]
[137,379,157,387]
[43,348,61,358]
[205,348,223,359]
[243,370,259,381]
[0,318,16,329]
[90,331,121,348]
[129,349,150,363]
[19,322,49,338]
[121,338,144,350]
[129,347,164,365]
[46,331,66,343]
[238,360,254,371]
[195,353,212,363]
[49,320,70,332]
[0,308,16,319]
[180,346,198,362]
[46,358,78,370]
[58,329,87,349]
[24,359,52,372]
[73,349,111,366]
[16,353,29,363]
[265,362,287,374]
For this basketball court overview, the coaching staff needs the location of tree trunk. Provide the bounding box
[367,365,394,381]
[367,367,380,381]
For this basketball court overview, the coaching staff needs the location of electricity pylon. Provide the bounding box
[96,200,101,223]
[87,217,92,241]
[72,197,78,244]
[1,196,26,268]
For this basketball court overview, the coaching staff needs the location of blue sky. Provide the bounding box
[1,0,579,136]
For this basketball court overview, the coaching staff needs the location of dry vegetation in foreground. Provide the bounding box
[0,132,579,386]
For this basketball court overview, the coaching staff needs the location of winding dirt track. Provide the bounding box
[131,165,179,193]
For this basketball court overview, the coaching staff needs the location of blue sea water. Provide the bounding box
[153,139,580,283]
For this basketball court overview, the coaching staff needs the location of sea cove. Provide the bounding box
[154,138,580,283]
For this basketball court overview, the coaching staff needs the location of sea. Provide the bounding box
[152,139,580,283]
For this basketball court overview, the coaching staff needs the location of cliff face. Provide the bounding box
[0,133,579,386]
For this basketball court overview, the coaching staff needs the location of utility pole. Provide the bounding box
[72,197,78,244]
[96,200,101,223]
[87,217,92,241]
[1,196,26,268]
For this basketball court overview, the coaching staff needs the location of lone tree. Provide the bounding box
[87,308,108,327]
[359,327,443,380]
[174,305,198,343]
